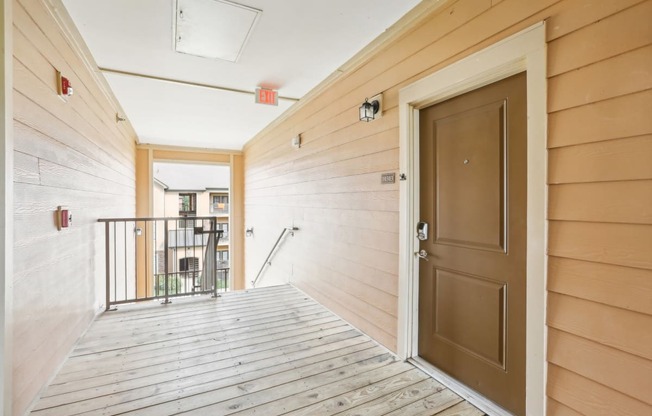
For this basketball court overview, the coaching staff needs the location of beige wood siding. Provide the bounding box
[545,1,652,414]
[12,0,137,413]
[243,0,652,413]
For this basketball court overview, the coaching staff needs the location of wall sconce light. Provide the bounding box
[359,93,383,122]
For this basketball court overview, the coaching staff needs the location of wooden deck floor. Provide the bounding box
[30,285,483,416]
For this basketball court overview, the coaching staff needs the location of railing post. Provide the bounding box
[163,218,171,304]
[211,218,219,298]
[105,221,111,311]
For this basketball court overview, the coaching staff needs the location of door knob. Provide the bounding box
[415,249,429,261]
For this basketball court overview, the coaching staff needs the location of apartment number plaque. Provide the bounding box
[381,172,396,184]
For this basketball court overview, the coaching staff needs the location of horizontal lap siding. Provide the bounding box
[244,0,652,412]
[12,0,136,414]
[546,1,652,415]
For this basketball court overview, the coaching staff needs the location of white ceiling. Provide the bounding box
[62,0,422,150]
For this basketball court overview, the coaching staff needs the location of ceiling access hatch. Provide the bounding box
[175,0,261,62]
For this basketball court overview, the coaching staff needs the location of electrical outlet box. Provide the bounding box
[291,135,301,149]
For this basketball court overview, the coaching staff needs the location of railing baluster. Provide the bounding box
[164,218,170,304]
[113,221,117,305]
[145,220,148,299]
[105,222,111,311]
[124,221,128,301]
[134,221,138,300]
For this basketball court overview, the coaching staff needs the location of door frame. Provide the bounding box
[397,23,547,415]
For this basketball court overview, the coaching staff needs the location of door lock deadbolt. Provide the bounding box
[416,221,429,241]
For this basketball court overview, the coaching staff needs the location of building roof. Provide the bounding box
[153,162,230,191]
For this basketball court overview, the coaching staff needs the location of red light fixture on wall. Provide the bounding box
[57,71,74,97]
[56,206,72,231]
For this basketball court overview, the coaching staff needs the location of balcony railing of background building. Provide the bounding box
[210,203,229,214]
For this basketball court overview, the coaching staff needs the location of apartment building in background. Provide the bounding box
[152,164,231,294]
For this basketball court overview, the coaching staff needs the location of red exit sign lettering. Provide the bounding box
[255,88,278,106]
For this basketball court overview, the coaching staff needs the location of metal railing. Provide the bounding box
[98,216,229,310]
[252,226,299,287]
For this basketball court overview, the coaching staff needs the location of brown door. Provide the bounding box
[418,72,527,415]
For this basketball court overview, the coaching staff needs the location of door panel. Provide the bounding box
[418,72,527,415]
[434,268,506,369]
[435,100,506,252]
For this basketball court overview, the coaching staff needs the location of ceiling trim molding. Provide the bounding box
[242,0,452,151]
[137,143,243,156]
[42,0,139,142]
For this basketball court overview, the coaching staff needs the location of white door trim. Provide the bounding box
[397,22,547,416]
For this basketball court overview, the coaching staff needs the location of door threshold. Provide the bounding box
[409,357,514,416]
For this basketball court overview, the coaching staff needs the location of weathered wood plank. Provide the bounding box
[280,368,431,416]
[383,390,464,416]
[120,349,396,415]
[238,366,428,416]
[35,338,376,412]
[57,322,351,389]
[30,286,476,416]
[431,401,485,416]
[45,330,366,399]
[337,379,457,416]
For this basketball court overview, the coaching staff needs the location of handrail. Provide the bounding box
[252,226,299,287]
[98,215,217,222]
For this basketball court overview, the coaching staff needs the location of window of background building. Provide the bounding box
[217,223,229,240]
[178,193,197,228]
[217,250,229,268]
[211,194,229,213]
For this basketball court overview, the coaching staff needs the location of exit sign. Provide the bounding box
[255,88,278,106]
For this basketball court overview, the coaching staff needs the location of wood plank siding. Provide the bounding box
[243,1,652,415]
[29,285,483,416]
[12,0,137,413]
